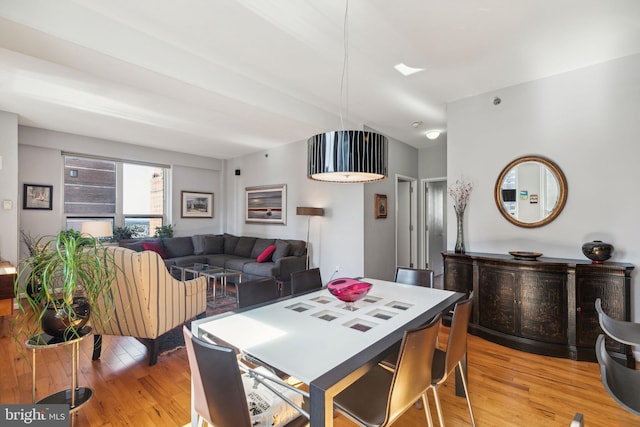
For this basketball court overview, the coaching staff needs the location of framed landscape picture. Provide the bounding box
[245,184,286,224]
[181,191,213,218]
[23,184,53,210]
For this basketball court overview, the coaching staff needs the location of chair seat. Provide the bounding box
[334,367,394,427]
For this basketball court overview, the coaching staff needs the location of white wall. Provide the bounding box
[0,111,19,265]
[447,53,640,319]
[224,141,365,281]
[16,126,224,257]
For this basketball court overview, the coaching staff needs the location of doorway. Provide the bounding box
[396,175,417,269]
[422,178,447,276]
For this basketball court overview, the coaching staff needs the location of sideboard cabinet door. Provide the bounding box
[519,271,567,344]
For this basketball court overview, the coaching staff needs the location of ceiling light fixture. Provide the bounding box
[307,0,388,183]
[394,63,425,76]
[425,130,441,140]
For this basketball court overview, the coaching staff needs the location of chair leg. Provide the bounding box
[432,387,445,427]
[92,334,102,360]
[421,392,434,427]
[148,339,159,366]
[457,361,476,427]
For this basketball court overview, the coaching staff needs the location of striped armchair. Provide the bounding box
[92,246,207,366]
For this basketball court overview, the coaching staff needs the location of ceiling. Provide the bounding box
[1,0,640,159]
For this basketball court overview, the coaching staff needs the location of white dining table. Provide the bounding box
[192,278,463,427]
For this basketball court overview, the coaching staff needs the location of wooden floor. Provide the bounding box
[1,311,638,427]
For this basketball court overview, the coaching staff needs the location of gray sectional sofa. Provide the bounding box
[119,233,307,290]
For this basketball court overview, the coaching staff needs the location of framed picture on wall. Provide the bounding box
[181,191,214,218]
[375,194,387,219]
[23,184,53,210]
[245,184,287,224]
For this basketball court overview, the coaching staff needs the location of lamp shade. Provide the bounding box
[307,130,388,183]
[80,220,113,238]
[296,207,324,216]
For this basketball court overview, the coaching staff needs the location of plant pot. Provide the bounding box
[41,297,91,339]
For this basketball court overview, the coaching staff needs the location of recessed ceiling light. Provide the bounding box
[425,130,440,140]
[411,121,423,128]
[394,63,424,76]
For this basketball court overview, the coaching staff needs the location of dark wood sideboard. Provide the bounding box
[442,251,634,365]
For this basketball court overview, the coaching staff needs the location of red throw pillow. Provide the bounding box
[257,244,276,263]
[142,241,167,259]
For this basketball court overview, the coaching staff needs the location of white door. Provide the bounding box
[424,179,446,275]
[396,176,417,269]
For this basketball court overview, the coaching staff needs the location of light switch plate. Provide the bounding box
[2,200,13,210]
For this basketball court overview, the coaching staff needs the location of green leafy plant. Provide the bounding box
[13,230,117,344]
[111,225,144,241]
[154,224,174,238]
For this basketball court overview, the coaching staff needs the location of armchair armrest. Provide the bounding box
[276,256,306,282]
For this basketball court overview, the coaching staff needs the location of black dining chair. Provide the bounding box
[394,267,434,288]
[182,326,309,427]
[333,313,441,427]
[235,277,280,309]
[595,334,640,416]
[595,298,640,346]
[290,268,323,296]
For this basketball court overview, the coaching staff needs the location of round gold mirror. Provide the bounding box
[494,155,567,228]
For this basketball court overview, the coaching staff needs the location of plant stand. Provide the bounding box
[26,326,93,426]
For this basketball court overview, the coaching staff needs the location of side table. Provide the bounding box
[26,326,93,421]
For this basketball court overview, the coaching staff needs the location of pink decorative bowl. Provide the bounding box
[327,278,372,303]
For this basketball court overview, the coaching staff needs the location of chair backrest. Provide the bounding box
[443,293,473,377]
[236,277,279,309]
[290,268,323,295]
[595,298,640,346]
[183,326,253,427]
[394,267,434,288]
[595,334,640,416]
[385,313,441,425]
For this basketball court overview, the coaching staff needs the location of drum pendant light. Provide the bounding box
[307,0,388,183]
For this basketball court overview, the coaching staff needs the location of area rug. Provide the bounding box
[156,292,237,357]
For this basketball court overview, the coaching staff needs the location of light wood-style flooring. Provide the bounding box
[1,308,638,426]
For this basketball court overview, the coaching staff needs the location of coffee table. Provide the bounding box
[170,263,213,281]
[199,268,242,300]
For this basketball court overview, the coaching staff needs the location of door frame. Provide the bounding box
[395,174,418,270]
[420,177,447,272]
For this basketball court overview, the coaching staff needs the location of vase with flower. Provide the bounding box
[448,177,473,253]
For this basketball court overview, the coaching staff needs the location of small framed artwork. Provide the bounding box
[245,184,287,224]
[181,191,214,218]
[23,184,53,210]
[375,194,387,219]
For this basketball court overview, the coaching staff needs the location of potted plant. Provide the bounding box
[13,229,116,343]
[154,224,173,238]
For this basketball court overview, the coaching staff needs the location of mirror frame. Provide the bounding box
[494,155,567,228]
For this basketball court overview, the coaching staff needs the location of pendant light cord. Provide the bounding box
[339,0,349,132]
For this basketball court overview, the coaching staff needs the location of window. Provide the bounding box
[64,155,168,237]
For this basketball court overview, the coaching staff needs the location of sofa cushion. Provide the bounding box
[163,237,194,258]
[224,234,239,254]
[257,245,276,263]
[225,257,254,271]
[272,240,291,262]
[202,235,224,254]
[120,239,146,252]
[192,234,214,255]
[243,261,279,278]
[142,241,166,259]
[206,254,241,268]
[251,238,276,258]
[287,240,306,257]
[234,236,257,258]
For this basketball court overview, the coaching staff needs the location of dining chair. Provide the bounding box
[394,267,434,288]
[595,298,640,346]
[333,313,442,427]
[595,334,640,416]
[182,326,309,427]
[290,267,323,296]
[570,413,584,427]
[431,293,476,427]
[236,277,280,309]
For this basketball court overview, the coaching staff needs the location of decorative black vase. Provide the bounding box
[581,240,614,264]
[455,211,465,253]
[41,297,91,339]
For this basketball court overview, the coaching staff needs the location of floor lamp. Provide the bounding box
[296,207,324,269]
